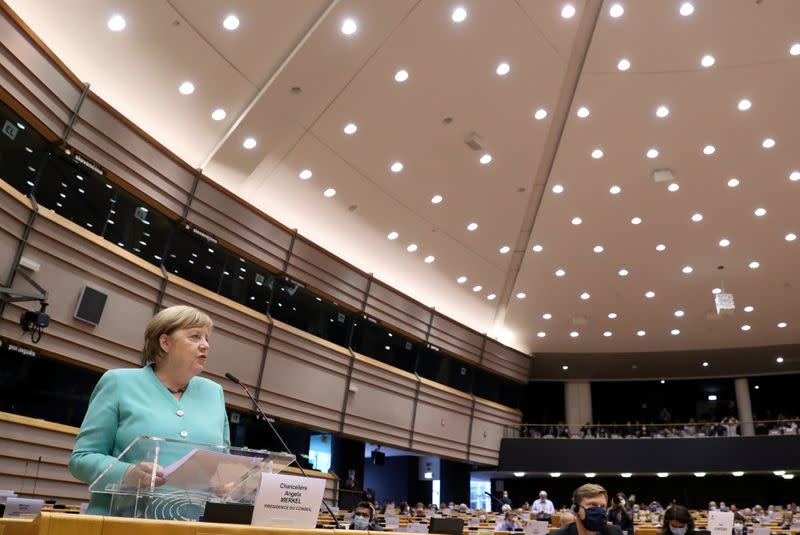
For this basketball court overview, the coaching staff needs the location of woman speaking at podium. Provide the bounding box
[69,305,230,515]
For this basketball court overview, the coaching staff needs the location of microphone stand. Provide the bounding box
[485,491,505,512]
[226,372,342,529]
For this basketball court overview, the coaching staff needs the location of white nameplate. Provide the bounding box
[524,520,549,535]
[251,472,325,528]
[2,497,44,518]
[708,511,735,535]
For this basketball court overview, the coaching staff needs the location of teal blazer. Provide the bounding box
[69,364,230,515]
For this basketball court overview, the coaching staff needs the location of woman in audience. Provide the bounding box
[69,305,228,515]
[609,493,633,534]
[658,505,695,535]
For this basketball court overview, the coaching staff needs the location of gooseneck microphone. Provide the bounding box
[225,372,342,529]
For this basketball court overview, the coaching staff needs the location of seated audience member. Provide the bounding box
[609,493,633,534]
[522,501,531,511]
[351,501,383,531]
[501,491,513,509]
[649,501,664,513]
[344,468,358,489]
[496,512,522,532]
[658,505,694,535]
[459,503,469,514]
[533,490,556,521]
[684,419,698,436]
[581,421,594,438]
[732,513,745,535]
[708,502,718,512]
[399,501,411,515]
[560,512,576,528]
[627,495,637,511]
[550,483,622,535]
[719,502,730,512]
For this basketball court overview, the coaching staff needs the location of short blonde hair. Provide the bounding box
[574,483,608,504]
[143,305,213,363]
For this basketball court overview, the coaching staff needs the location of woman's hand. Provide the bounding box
[123,462,165,487]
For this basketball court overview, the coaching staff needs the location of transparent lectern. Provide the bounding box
[89,436,295,521]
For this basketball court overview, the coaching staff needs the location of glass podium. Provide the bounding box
[89,436,295,521]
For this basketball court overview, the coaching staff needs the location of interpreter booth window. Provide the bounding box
[269,280,353,348]
[217,256,274,313]
[308,433,332,473]
[748,373,800,435]
[473,372,522,408]
[416,347,474,394]
[164,225,230,293]
[0,99,50,197]
[520,381,565,424]
[350,318,418,374]
[0,342,101,427]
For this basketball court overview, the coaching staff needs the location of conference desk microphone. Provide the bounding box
[485,491,505,509]
[225,372,343,530]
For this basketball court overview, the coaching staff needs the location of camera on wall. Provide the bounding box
[20,304,50,344]
[0,256,50,344]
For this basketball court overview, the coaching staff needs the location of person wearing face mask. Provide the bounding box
[350,501,383,531]
[550,484,622,535]
[609,493,633,535]
[532,490,555,521]
[732,513,745,535]
[658,505,695,535]
[501,491,514,509]
[496,512,523,532]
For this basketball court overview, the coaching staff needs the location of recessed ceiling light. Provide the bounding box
[467,222,479,231]
[407,243,418,253]
[645,291,655,298]
[637,330,646,337]
[701,55,715,68]
[390,161,404,173]
[223,14,240,30]
[593,245,604,253]
[394,69,409,82]
[791,171,800,182]
[618,268,629,276]
[631,217,642,225]
[480,153,492,165]
[323,188,336,198]
[561,4,576,18]
[621,472,633,478]
[691,213,703,222]
[387,231,399,240]
[712,288,722,294]
[243,137,257,149]
[703,145,716,155]
[609,3,624,17]
[656,243,667,251]
[580,292,591,300]
[682,266,693,274]
[532,244,543,252]
[748,261,760,269]
[577,106,590,118]
[702,361,709,367]
[571,217,582,225]
[552,184,564,193]
[485,294,496,302]
[534,108,548,120]
[671,328,681,335]
[609,185,621,195]
[211,109,227,121]
[603,331,613,337]
[343,123,358,135]
[786,233,798,242]
[754,207,767,217]
[537,331,546,338]
[472,285,482,292]
[660,380,666,384]
[608,312,618,319]
[674,310,684,317]
[727,178,740,188]
[741,324,751,331]
[179,81,195,95]
[737,98,752,111]
[451,6,467,22]
[591,149,604,159]
[791,43,800,56]
[647,148,659,159]
[341,18,357,35]
[516,292,526,299]
[107,14,126,31]
[777,322,788,328]
[719,238,730,247]
[424,255,435,263]
[776,356,785,363]
[543,313,552,320]
[569,331,579,338]
[299,169,313,180]
[555,269,566,277]
[617,58,631,71]
[457,276,467,284]
[679,2,695,16]
[431,194,443,204]
[733,471,745,476]
[656,105,670,118]
[743,305,754,312]
[762,138,776,149]
[496,62,511,76]
[500,246,511,254]
[667,183,680,192]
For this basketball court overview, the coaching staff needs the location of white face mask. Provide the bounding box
[734,524,744,533]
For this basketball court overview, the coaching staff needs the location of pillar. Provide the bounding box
[565,381,592,436]
[734,377,754,436]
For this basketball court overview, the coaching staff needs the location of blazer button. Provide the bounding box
[176,410,185,417]
[180,430,188,438]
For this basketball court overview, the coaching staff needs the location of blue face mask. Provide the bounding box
[581,506,608,531]
[670,528,687,535]
[353,516,370,530]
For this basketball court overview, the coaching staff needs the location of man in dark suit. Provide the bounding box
[549,484,622,535]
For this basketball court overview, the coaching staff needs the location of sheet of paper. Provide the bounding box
[524,520,549,535]
[162,449,263,489]
[708,511,735,535]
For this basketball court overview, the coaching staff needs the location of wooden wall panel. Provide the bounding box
[412,381,472,459]
[428,314,483,365]
[365,281,430,341]
[470,400,522,465]
[0,185,28,277]
[482,339,530,382]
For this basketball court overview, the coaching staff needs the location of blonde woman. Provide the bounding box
[69,305,230,515]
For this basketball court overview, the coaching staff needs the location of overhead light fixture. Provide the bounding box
[609,185,621,195]
[592,149,604,159]
[791,43,800,56]
[743,305,754,312]
[679,2,694,16]
[543,313,552,320]
[631,217,642,225]
[617,58,631,71]
[786,233,797,242]
[668,183,680,192]
[732,471,744,476]
[298,169,312,180]
[712,288,722,295]
[593,245,604,253]
[618,269,629,276]
[496,62,511,76]
[783,474,795,480]
[571,217,583,225]
[748,261,760,269]
[480,154,492,165]
[457,276,467,284]
[343,123,358,135]
[656,105,670,118]
[645,291,655,299]
[555,269,566,277]
[407,244,418,253]
[682,266,693,274]
[580,292,591,300]
[773,470,786,476]
[499,245,511,254]
[323,188,336,198]
[577,106,590,118]
[791,171,800,182]
[243,137,257,149]
[516,292,526,299]
[107,14,126,31]
[534,109,548,120]
[561,4,576,18]
[701,55,715,68]
[390,161,404,173]
[754,207,767,217]
[394,69,409,82]
[737,99,751,111]
[472,285,482,292]
[341,18,358,35]
[694,472,706,478]
[719,238,730,247]
[656,243,666,251]
[552,184,564,193]
[762,138,776,149]
[702,361,709,367]
[549,472,562,478]
[727,178,740,187]
[708,395,717,401]
[223,14,240,30]
[647,148,659,159]
[424,255,435,264]
[603,331,612,337]
[620,473,632,478]
[674,310,684,317]
[513,472,526,477]
[467,222,478,231]
[741,325,751,331]
[691,213,703,222]
[451,6,467,23]
[179,81,195,95]
[387,231,399,240]
[532,244,543,252]
[562,364,569,369]
[609,3,624,17]
[537,331,546,338]
[703,145,716,155]
[671,329,680,335]
[608,312,617,319]
[637,330,646,337]
[211,109,227,121]
[431,194,443,204]
[569,332,579,338]
[585,472,597,478]
[657,472,669,478]
[777,322,788,328]
[776,356,784,363]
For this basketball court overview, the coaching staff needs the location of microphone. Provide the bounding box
[226,371,342,529]
[485,491,504,510]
